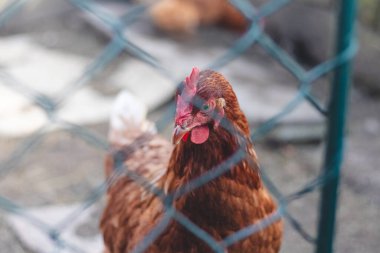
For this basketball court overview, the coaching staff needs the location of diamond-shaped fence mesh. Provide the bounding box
[0,0,357,253]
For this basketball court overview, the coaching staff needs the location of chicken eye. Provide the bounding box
[201,104,210,111]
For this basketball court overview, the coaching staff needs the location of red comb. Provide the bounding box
[175,67,200,125]
[184,67,199,98]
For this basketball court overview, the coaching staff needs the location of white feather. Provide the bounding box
[109,90,156,144]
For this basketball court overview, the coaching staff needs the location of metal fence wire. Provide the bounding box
[0,0,358,253]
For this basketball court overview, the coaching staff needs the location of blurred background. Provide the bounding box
[0,0,379,252]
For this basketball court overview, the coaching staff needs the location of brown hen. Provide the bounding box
[149,0,248,34]
[100,68,283,253]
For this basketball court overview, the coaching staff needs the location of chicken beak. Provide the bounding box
[172,125,190,145]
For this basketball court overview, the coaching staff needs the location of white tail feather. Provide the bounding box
[109,90,156,145]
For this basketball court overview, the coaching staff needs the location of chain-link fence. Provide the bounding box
[0,0,357,252]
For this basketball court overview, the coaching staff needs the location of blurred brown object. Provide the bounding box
[149,0,248,34]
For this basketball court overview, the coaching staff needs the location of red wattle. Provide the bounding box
[190,126,209,144]
[182,132,190,142]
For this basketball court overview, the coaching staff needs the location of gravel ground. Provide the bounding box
[0,1,379,253]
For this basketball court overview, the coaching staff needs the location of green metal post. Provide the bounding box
[316,1,357,253]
